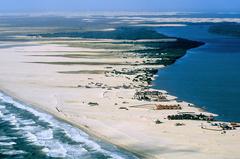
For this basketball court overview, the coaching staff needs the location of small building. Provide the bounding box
[155,104,182,110]
[134,90,167,101]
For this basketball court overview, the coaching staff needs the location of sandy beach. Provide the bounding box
[0,39,239,159]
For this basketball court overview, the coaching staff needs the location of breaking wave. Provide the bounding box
[0,92,138,159]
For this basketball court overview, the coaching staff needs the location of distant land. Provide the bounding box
[0,14,240,159]
[209,23,240,37]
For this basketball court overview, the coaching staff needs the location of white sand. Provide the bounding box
[0,41,240,159]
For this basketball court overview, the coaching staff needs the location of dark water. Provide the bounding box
[154,25,240,122]
[0,92,138,159]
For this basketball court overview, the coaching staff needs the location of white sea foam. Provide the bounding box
[63,126,89,142]
[64,127,125,159]
[3,114,19,126]
[0,141,16,146]
[0,136,17,141]
[21,125,40,131]
[1,150,27,155]
[36,129,53,140]
[42,141,67,158]
[25,132,38,143]
[0,105,6,109]
[101,28,116,31]
[0,110,3,117]
[0,92,134,159]
[64,144,88,156]
[19,119,36,125]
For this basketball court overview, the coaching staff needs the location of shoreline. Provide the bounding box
[0,89,144,158]
[154,25,240,123]
[0,38,240,159]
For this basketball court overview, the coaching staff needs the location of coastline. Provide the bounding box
[0,73,156,159]
[0,89,143,158]
[0,37,240,159]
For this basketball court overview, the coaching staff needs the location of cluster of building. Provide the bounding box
[134,89,168,102]
[211,122,240,130]
[167,113,215,121]
[154,104,182,110]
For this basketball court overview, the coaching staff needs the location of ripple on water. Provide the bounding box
[0,92,138,159]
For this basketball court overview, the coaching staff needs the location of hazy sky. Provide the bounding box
[0,0,240,13]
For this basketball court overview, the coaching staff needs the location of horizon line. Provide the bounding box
[0,11,240,17]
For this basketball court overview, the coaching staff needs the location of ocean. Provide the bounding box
[0,92,138,159]
[154,24,240,122]
[1,15,240,158]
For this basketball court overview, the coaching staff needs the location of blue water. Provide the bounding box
[0,92,138,159]
[154,25,240,122]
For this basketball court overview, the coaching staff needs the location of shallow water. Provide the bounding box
[0,92,138,159]
[154,25,240,122]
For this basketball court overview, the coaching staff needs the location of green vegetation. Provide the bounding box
[29,27,165,40]
[29,26,203,67]
[64,42,138,50]
[129,38,203,65]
